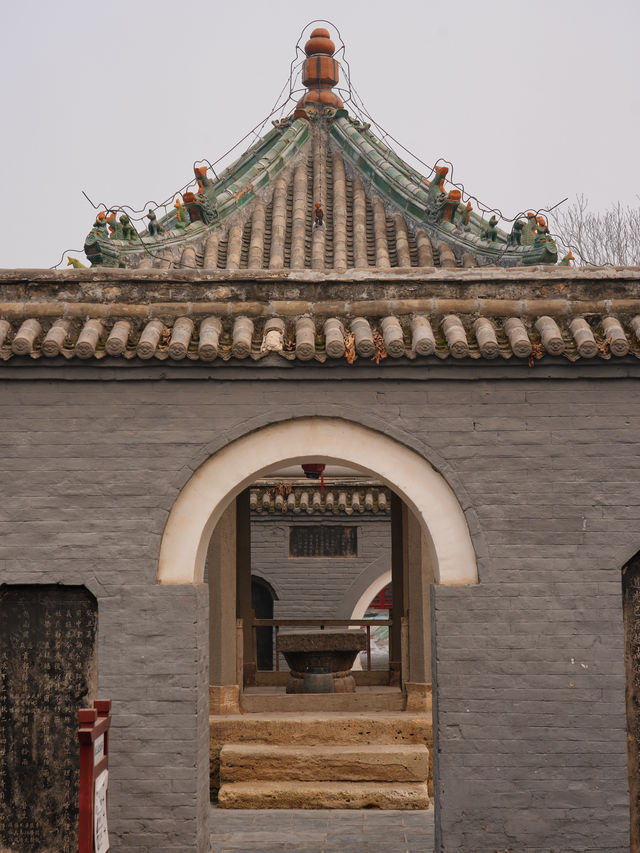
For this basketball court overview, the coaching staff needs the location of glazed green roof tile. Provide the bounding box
[82,28,558,272]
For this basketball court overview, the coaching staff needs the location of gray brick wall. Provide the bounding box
[0,371,635,852]
[95,584,210,852]
[432,584,629,852]
[251,516,391,619]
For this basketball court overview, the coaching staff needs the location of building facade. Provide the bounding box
[250,482,391,618]
[1,23,638,853]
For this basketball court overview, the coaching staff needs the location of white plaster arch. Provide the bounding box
[349,570,392,672]
[158,417,478,586]
[350,570,393,621]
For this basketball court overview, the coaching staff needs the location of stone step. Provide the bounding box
[210,713,434,803]
[210,712,432,748]
[218,780,430,810]
[220,743,429,783]
[240,690,405,713]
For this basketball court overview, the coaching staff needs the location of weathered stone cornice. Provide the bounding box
[1,267,640,309]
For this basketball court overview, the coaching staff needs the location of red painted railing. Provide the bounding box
[78,699,111,853]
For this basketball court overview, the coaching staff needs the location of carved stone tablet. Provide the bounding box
[0,585,97,853]
[624,555,640,852]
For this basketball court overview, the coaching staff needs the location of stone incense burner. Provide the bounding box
[276,630,367,693]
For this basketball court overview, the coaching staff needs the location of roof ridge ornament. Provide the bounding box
[78,21,559,269]
[294,27,344,120]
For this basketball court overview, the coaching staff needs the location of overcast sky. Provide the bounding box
[1,0,638,269]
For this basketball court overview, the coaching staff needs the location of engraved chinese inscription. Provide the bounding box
[0,585,97,852]
[623,554,640,852]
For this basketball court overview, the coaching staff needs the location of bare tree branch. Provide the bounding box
[550,195,640,266]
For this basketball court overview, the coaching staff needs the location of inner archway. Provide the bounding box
[251,575,276,671]
[349,571,393,672]
[351,571,392,621]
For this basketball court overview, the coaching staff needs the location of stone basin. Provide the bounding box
[277,630,367,694]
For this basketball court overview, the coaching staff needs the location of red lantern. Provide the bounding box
[301,463,325,490]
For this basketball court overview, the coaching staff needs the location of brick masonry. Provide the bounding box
[251,516,391,620]
[0,368,635,852]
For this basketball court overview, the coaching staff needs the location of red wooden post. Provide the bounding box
[78,699,112,853]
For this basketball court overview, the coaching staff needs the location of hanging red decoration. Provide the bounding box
[301,463,325,491]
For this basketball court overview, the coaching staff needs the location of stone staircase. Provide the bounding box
[211,712,432,809]
[240,690,405,713]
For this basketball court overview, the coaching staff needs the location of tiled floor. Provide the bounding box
[210,807,435,852]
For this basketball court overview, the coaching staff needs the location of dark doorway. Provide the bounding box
[251,576,276,671]
[623,550,640,851]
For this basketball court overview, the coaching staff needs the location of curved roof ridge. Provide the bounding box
[329,116,556,267]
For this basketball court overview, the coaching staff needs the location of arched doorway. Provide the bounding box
[158,416,478,815]
[349,573,393,672]
[159,416,477,704]
[350,571,392,621]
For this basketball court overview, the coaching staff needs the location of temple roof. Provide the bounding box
[83,27,558,272]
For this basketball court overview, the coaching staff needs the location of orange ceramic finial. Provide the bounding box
[295,26,343,116]
[441,189,462,224]
[435,166,449,193]
[305,27,335,57]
